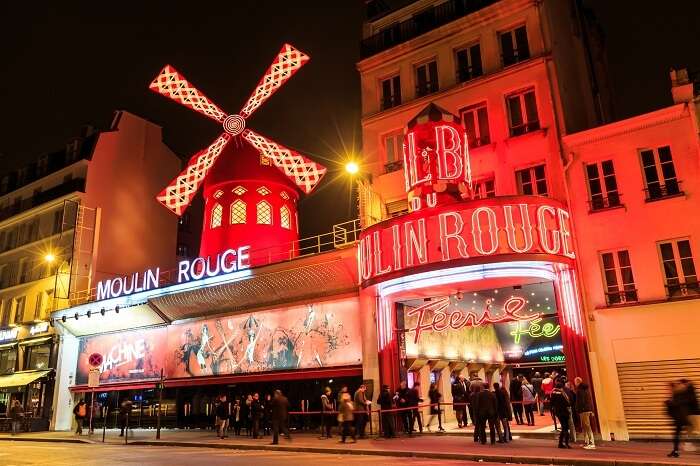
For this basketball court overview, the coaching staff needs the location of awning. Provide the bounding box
[70,380,160,393]
[0,370,51,390]
[19,336,53,346]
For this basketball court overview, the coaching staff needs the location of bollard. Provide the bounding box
[124,413,129,445]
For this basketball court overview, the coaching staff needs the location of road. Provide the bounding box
[0,442,530,466]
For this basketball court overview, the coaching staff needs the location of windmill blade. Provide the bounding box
[150,65,228,123]
[156,134,232,215]
[242,129,326,194]
[238,44,310,119]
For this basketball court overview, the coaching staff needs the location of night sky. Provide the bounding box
[2,1,699,236]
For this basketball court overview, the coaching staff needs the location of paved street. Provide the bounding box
[0,442,527,466]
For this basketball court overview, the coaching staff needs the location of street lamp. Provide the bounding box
[44,253,56,264]
[345,161,359,175]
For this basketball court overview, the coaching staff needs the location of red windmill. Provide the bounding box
[150,44,326,264]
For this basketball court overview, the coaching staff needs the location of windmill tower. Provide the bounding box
[149,44,326,265]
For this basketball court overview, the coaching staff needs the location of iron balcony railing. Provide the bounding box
[588,193,622,212]
[665,281,700,298]
[360,0,497,58]
[509,120,540,137]
[605,289,638,306]
[384,160,404,174]
[0,178,86,223]
[644,180,683,201]
[381,95,402,110]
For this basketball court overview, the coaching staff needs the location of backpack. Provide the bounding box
[78,404,87,418]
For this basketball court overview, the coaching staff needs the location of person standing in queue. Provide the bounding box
[270,389,291,445]
[251,392,263,439]
[377,384,395,438]
[531,372,544,416]
[451,375,468,428]
[550,380,571,449]
[510,375,524,425]
[231,398,242,436]
[574,377,595,449]
[407,381,423,434]
[353,384,370,439]
[493,383,512,442]
[426,382,444,432]
[521,377,537,426]
[474,384,498,445]
[338,392,356,443]
[397,381,411,434]
[321,387,334,439]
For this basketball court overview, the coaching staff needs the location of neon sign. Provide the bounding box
[358,197,575,286]
[0,328,19,343]
[96,245,251,301]
[510,317,561,344]
[405,296,540,344]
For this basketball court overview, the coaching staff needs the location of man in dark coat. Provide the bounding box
[250,393,263,439]
[473,384,497,444]
[531,372,544,415]
[270,389,291,444]
[377,384,396,438]
[494,383,511,442]
[509,375,524,425]
[451,375,469,427]
[397,381,412,434]
[407,382,423,434]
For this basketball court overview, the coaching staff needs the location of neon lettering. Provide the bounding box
[404,218,428,266]
[471,207,498,255]
[373,230,392,276]
[435,125,463,180]
[438,211,469,261]
[504,204,533,253]
[537,205,561,254]
[510,317,561,344]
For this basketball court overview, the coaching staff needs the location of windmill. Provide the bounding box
[149,44,327,261]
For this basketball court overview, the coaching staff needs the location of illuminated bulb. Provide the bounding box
[44,253,56,263]
[345,161,359,175]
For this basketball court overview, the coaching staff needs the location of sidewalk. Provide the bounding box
[1,429,698,466]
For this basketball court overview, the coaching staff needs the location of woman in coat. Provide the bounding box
[494,383,512,442]
[338,392,356,443]
[426,383,444,432]
[550,381,572,449]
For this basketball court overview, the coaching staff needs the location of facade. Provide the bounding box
[0,110,181,430]
[562,69,700,439]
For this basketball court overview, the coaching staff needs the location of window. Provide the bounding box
[415,61,438,97]
[14,296,25,324]
[0,300,8,327]
[230,200,247,224]
[280,206,291,229]
[600,250,637,305]
[256,201,272,225]
[17,258,28,284]
[34,292,46,321]
[386,199,409,218]
[500,25,530,66]
[260,153,271,166]
[280,191,290,200]
[516,165,547,196]
[460,103,490,147]
[178,212,191,232]
[25,343,50,370]
[233,186,247,195]
[641,146,681,200]
[381,75,401,110]
[586,160,620,210]
[213,190,224,199]
[472,178,496,199]
[506,88,539,136]
[53,210,63,235]
[210,203,223,229]
[455,44,482,83]
[0,349,17,374]
[257,186,271,196]
[659,239,698,297]
[383,132,404,172]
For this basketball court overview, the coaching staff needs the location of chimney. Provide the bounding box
[670,68,693,104]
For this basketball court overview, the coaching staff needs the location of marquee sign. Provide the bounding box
[359,196,574,286]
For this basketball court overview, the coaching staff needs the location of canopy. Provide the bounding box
[0,370,51,390]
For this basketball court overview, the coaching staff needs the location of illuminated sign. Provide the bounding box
[29,322,50,336]
[524,344,564,357]
[0,328,19,343]
[96,245,251,301]
[359,197,575,286]
[510,317,560,344]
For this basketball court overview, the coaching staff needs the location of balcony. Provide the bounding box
[0,178,85,223]
[360,0,497,58]
[666,281,700,298]
[644,180,683,202]
[588,193,622,212]
[605,289,638,306]
[381,95,402,111]
[384,160,404,174]
[508,120,540,137]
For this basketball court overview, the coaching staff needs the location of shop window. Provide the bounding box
[455,43,483,83]
[516,165,547,196]
[257,186,271,196]
[506,88,539,136]
[586,160,620,211]
[380,74,401,110]
[0,348,17,374]
[256,201,272,225]
[230,200,247,224]
[210,203,223,229]
[280,206,291,229]
[600,250,638,305]
[233,186,247,195]
[415,60,439,97]
[460,103,490,148]
[383,131,404,172]
[641,146,682,201]
[25,343,50,370]
[659,239,698,297]
[500,25,530,66]
[472,178,496,199]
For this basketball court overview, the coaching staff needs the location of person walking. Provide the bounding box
[666,379,698,458]
[9,399,23,435]
[73,399,87,435]
[451,375,469,428]
[550,380,571,449]
[426,383,444,432]
[521,377,537,426]
[407,381,423,434]
[531,372,544,416]
[377,384,396,438]
[493,383,511,442]
[510,375,524,425]
[215,395,230,439]
[118,398,132,437]
[251,392,263,439]
[270,389,291,445]
[574,377,595,449]
[338,392,356,443]
[231,398,242,436]
[321,387,334,439]
[397,381,411,434]
[353,384,370,439]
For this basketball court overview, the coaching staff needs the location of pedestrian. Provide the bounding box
[232,398,242,436]
[73,399,87,435]
[426,382,444,432]
[242,394,252,436]
[521,377,536,426]
[377,384,396,438]
[263,393,273,436]
[467,373,481,427]
[550,380,571,449]
[666,379,698,458]
[473,384,497,444]
[562,377,578,443]
[321,386,334,439]
[574,377,595,449]
[251,392,263,439]
[493,383,511,442]
[531,372,544,415]
[451,375,469,427]
[510,375,524,425]
[9,399,23,435]
[337,385,348,405]
[407,381,423,434]
[397,381,411,434]
[118,398,132,437]
[270,389,291,445]
[353,384,370,439]
[338,392,356,443]
[215,395,230,439]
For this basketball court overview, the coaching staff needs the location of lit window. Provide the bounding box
[280,191,290,200]
[383,131,404,172]
[280,206,291,229]
[506,88,539,136]
[460,103,490,148]
[586,160,620,210]
[472,178,495,199]
[659,239,698,297]
[641,146,681,200]
[230,200,246,224]
[257,186,271,196]
[516,165,547,196]
[256,201,272,225]
[260,154,271,166]
[233,186,247,195]
[210,203,223,228]
[600,250,637,305]
[213,190,224,199]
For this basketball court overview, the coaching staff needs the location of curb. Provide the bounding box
[0,436,93,444]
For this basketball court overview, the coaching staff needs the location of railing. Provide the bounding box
[381,95,401,110]
[360,0,497,58]
[644,181,683,202]
[666,281,700,298]
[384,160,404,174]
[588,193,622,212]
[0,178,86,223]
[415,82,439,98]
[605,289,638,306]
[456,67,482,84]
[508,120,540,137]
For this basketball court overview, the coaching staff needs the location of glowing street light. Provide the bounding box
[44,253,56,263]
[345,161,359,175]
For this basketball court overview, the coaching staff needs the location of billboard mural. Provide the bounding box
[399,281,563,364]
[75,298,362,385]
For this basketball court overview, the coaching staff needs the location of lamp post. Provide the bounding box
[44,253,71,313]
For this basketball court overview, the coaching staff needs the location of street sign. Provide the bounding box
[88,352,103,368]
[88,367,100,388]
